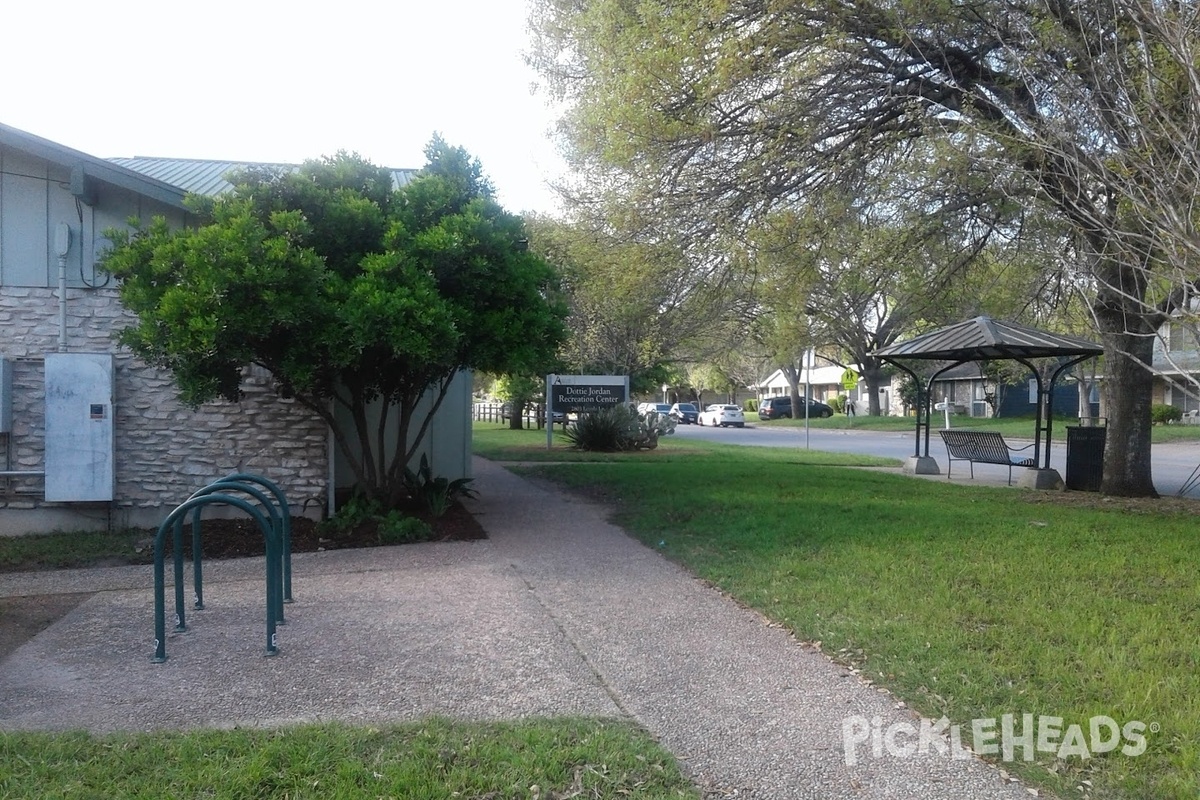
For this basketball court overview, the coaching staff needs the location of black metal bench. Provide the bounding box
[938,430,1036,485]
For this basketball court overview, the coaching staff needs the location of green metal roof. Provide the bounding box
[109,156,418,197]
[872,316,1103,361]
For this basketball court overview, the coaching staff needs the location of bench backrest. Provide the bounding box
[939,430,1012,462]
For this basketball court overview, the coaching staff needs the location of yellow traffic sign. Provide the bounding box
[841,369,859,391]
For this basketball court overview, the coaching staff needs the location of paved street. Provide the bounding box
[675,420,1200,496]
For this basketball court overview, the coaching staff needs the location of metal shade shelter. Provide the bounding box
[871,317,1103,483]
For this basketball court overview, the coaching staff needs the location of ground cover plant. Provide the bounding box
[513,450,1200,800]
[0,717,698,799]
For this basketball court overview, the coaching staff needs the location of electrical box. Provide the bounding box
[44,353,115,502]
[0,358,12,434]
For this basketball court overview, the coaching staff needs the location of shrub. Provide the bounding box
[563,405,676,451]
[321,494,382,535]
[634,410,677,449]
[404,454,477,517]
[743,398,758,412]
[320,493,438,544]
[828,395,846,414]
[1151,403,1184,425]
[377,512,434,545]
[563,405,640,451]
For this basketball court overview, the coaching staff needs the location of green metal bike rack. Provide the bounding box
[219,473,294,603]
[187,481,285,626]
[152,494,280,662]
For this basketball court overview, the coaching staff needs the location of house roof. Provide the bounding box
[109,156,419,197]
[759,365,864,388]
[0,122,188,210]
[872,316,1103,361]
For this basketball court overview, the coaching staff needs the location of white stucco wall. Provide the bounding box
[332,370,473,501]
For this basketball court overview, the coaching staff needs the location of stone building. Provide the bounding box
[0,122,468,534]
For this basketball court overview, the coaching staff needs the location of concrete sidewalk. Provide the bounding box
[0,457,1032,799]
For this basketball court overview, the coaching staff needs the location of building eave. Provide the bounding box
[0,121,189,210]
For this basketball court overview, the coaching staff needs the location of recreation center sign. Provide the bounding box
[545,374,629,447]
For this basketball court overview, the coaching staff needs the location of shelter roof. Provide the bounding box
[872,316,1103,362]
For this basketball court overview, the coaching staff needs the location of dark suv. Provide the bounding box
[758,396,834,420]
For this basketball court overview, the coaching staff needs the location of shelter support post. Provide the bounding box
[889,360,940,475]
[1013,355,1094,491]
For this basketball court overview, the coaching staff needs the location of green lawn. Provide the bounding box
[503,432,1200,800]
[0,718,697,799]
[7,420,1197,798]
[471,421,900,466]
[757,411,1200,443]
[0,528,154,572]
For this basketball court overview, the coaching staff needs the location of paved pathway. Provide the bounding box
[0,458,1032,799]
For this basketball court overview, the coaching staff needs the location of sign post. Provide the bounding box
[803,349,815,449]
[841,369,859,426]
[545,374,630,448]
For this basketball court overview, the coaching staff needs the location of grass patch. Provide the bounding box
[759,412,1200,443]
[0,717,698,799]
[472,421,899,466]
[0,528,151,572]
[513,455,1200,800]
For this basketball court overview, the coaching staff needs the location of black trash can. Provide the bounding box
[1065,426,1106,491]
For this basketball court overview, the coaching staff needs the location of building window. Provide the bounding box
[1169,322,1200,352]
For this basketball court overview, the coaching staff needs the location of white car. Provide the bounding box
[698,404,745,428]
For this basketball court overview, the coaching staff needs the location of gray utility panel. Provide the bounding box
[45,353,115,502]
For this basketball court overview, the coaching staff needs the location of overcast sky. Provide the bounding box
[1,0,566,215]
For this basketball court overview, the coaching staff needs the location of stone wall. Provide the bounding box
[1,286,328,532]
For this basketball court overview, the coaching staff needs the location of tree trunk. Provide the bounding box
[1095,312,1158,497]
[782,363,802,417]
[860,361,888,416]
[507,395,530,430]
[1073,364,1095,425]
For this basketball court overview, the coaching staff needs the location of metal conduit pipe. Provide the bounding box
[55,223,71,353]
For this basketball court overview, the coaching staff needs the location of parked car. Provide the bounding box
[669,402,699,424]
[501,401,567,425]
[698,404,745,428]
[638,402,672,418]
[758,395,834,420]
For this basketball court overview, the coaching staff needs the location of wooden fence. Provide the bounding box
[472,402,557,429]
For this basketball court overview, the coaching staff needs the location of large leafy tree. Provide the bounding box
[106,140,566,504]
[530,0,1200,496]
[748,172,1015,415]
[527,214,746,391]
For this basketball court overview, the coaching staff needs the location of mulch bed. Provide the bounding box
[166,502,487,561]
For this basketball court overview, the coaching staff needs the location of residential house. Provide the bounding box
[1152,318,1200,416]
[758,366,887,412]
[926,362,1087,419]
